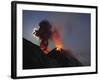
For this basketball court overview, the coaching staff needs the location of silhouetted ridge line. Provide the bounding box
[23,38,82,69]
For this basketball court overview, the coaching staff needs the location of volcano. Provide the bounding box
[23,38,82,69]
[47,48,82,67]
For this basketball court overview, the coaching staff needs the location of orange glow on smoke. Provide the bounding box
[52,28,63,51]
[40,43,49,54]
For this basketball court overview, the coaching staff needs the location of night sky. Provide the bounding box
[23,10,90,66]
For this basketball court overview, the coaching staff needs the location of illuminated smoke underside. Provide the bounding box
[52,28,63,51]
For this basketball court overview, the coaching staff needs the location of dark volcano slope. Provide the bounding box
[23,38,60,69]
[23,38,82,69]
[47,49,82,67]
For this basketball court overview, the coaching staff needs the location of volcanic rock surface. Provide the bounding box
[23,38,82,69]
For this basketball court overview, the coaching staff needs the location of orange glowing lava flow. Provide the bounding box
[52,28,63,51]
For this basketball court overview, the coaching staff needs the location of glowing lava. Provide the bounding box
[52,28,63,52]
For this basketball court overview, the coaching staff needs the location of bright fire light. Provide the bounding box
[52,28,63,51]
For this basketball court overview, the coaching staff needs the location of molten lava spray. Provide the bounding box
[52,28,63,51]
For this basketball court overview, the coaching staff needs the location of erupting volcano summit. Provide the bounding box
[23,20,83,69]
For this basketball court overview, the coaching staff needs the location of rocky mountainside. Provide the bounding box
[23,38,82,69]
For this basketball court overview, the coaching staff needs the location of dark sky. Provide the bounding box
[23,10,90,66]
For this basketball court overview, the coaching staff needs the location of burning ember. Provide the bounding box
[52,28,63,52]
